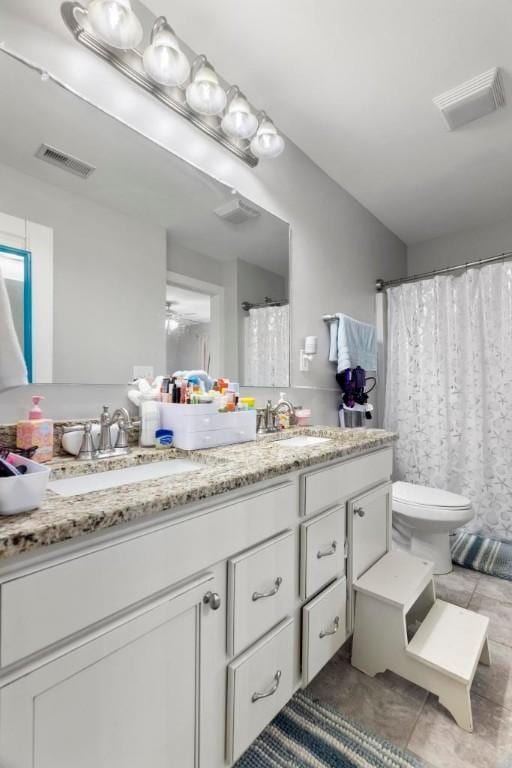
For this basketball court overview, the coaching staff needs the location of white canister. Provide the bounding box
[140,401,160,446]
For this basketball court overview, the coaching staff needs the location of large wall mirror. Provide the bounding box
[0,52,290,393]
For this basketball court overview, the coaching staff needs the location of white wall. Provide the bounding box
[408,214,512,275]
[0,3,406,424]
[0,161,167,384]
[167,238,225,287]
[167,321,210,373]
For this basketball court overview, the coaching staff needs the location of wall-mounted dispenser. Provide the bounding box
[300,336,318,372]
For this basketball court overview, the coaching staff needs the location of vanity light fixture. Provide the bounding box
[221,87,258,140]
[61,2,285,166]
[86,0,143,50]
[250,113,285,159]
[185,56,227,116]
[142,16,190,87]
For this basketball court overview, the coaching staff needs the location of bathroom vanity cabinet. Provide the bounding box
[0,446,393,768]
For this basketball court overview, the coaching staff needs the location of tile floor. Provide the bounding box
[307,565,512,768]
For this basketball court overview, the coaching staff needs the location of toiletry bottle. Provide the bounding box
[16,395,54,463]
[277,393,290,429]
[140,400,160,447]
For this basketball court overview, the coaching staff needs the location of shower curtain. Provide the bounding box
[243,305,290,387]
[384,262,512,540]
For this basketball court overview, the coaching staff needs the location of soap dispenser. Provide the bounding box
[16,395,54,463]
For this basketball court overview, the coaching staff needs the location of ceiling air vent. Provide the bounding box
[35,144,96,179]
[214,197,261,225]
[433,67,505,131]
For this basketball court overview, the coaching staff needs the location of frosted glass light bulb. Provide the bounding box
[87,0,143,49]
[186,65,227,116]
[250,118,285,159]
[143,25,190,87]
[221,95,258,139]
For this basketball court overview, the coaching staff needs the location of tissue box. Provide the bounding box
[159,403,256,450]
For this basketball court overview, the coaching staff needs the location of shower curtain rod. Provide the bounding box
[376,249,512,292]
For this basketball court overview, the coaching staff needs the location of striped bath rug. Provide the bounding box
[452,532,512,581]
[235,690,422,767]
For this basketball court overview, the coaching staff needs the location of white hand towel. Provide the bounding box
[328,318,339,362]
[336,313,376,372]
[0,265,28,389]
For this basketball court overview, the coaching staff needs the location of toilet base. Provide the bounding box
[393,523,453,575]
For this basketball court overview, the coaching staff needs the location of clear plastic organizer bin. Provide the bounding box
[159,403,257,450]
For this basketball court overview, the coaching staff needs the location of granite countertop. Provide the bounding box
[0,426,395,560]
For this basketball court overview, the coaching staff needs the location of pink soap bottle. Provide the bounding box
[16,395,54,463]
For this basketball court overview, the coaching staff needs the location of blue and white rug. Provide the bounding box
[235,690,422,767]
[452,532,512,581]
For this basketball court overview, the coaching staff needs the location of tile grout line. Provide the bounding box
[404,693,429,753]
[466,576,480,607]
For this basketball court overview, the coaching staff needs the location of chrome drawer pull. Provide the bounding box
[319,616,340,639]
[252,577,283,602]
[317,541,337,559]
[354,507,365,517]
[252,670,282,703]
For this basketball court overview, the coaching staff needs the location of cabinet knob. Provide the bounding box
[203,591,222,610]
[354,507,365,517]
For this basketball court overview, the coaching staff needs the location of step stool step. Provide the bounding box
[354,549,434,609]
[406,599,489,684]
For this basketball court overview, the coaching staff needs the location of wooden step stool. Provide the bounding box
[351,550,490,732]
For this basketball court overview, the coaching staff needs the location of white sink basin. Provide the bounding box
[48,459,206,497]
[275,436,332,448]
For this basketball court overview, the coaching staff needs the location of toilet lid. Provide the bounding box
[393,481,470,509]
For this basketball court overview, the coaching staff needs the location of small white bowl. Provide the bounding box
[0,454,51,515]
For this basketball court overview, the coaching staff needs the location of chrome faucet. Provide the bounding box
[98,406,133,456]
[257,400,279,434]
[275,398,297,427]
[63,406,134,461]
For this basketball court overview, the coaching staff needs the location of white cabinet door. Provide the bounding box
[349,482,392,581]
[0,572,218,768]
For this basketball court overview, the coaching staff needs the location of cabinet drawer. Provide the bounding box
[302,448,392,517]
[300,506,345,600]
[350,482,392,581]
[302,577,347,685]
[227,530,295,657]
[226,618,294,763]
[0,482,295,667]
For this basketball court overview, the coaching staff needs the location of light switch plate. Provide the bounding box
[133,365,154,380]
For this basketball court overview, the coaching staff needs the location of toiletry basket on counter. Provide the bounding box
[159,403,257,450]
[0,454,51,515]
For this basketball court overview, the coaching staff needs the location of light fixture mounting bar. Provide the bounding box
[60,2,259,167]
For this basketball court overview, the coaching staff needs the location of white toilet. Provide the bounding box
[392,481,474,575]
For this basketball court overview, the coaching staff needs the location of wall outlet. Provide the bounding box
[133,365,154,380]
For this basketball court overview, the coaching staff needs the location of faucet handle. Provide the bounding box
[115,418,130,449]
[78,422,97,461]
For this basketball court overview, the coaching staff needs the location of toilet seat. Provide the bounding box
[392,481,474,574]
[393,481,471,523]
